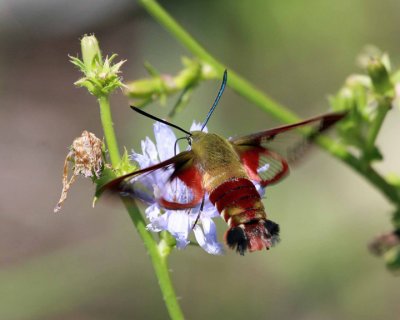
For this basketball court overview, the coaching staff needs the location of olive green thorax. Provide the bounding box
[189,131,248,192]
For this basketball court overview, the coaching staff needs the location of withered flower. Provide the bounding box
[54,131,103,212]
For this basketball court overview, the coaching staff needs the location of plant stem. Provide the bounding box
[139,0,400,205]
[139,0,300,123]
[97,94,184,320]
[98,95,121,165]
[366,99,391,152]
[123,199,184,320]
[316,135,400,204]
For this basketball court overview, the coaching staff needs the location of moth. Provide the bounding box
[102,71,346,255]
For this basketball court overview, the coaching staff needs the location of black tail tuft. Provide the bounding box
[225,226,248,256]
[225,219,281,255]
[264,220,280,236]
[264,219,280,245]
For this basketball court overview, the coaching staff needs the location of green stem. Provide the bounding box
[139,0,400,205]
[97,94,184,320]
[123,199,184,320]
[98,95,121,165]
[139,0,299,123]
[366,99,391,152]
[316,135,400,204]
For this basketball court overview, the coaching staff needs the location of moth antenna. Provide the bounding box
[201,70,227,131]
[130,106,192,136]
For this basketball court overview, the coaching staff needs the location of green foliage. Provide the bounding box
[125,57,216,111]
[329,75,374,153]
[330,52,395,164]
[115,148,137,175]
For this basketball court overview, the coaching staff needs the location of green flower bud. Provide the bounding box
[81,35,102,73]
[367,58,393,96]
[70,35,125,98]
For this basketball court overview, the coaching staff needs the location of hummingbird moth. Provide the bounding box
[102,71,346,255]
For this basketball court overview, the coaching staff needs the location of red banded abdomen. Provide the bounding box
[208,177,266,227]
[208,177,280,255]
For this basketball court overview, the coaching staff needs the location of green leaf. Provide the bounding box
[116,148,137,175]
[362,145,383,163]
[144,61,160,76]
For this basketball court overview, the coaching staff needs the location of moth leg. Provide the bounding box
[191,195,205,229]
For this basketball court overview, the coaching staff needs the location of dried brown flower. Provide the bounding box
[54,131,103,213]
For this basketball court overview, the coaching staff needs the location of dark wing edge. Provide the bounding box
[231,111,346,186]
[230,111,347,146]
[97,150,205,210]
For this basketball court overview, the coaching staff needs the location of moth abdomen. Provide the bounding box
[209,177,279,254]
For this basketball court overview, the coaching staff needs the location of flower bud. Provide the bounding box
[367,58,393,95]
[70,35,125,97]
[81,35,102,73]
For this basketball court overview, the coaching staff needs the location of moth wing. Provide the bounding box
[158,159,205,210]
[100,150,205,210]
[231,112,346,186]
[234,145,289,187]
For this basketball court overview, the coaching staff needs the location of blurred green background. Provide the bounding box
[1,0,399,319]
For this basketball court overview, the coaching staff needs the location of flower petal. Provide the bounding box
[153,122,178,161]
[145,203,161,221]
[193,218,224,255]
[253,181,266,198]
[166,211,190,249]
[200,196,220,218]
[146,210,168,232]
[141,137,158,163]
[130,151,150,169]
[162,178,194,204]
[190,121,208,133]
